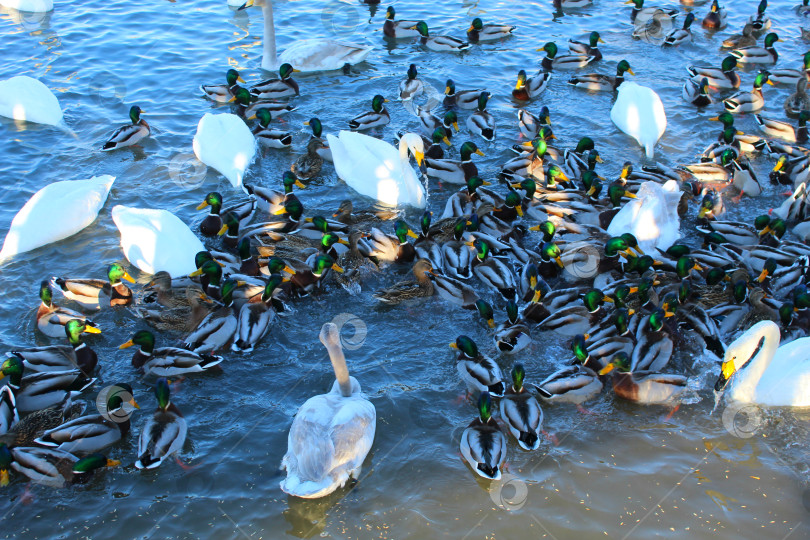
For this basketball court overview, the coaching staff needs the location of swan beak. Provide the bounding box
[486,318,495,329]
[118,339,135,350]
[515,205,524,217]
[443,136,452,146]
[122,272,136,283]
[626,68,635,76]
[217,223,230,236]
[721,357,737,380]
[189,268,205,278]
[247,114,257,120]
[598,363,616,376]
[331,263,345,273]
[196,201,209,211]
[407,230,420,239]
[414,150,424,166]
[237,0,254,10]
[83,326,102,334]
[475,149,485,156]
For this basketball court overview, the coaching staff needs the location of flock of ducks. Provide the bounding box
[3,0,810,498]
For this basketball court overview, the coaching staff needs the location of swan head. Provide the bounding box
[237,0,266,10]
[715,325,772,391]
[400,133,425,166]
[319,322,341,349]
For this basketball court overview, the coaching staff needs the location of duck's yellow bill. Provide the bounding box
[129,398,140,410]
[189,267,205,277]
[122,272,136,283]
[106,459,122,468]
[118,339,134,350]
[217,224,229,236]
[295,179,306,189]
[331,263,345,273]
[0,469,8,486]
[599,363,616,376]
[196,201,209,211]
[475,149,485,156]
[83,326,102,334]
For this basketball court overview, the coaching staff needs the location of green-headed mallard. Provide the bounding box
[13,319,100,377]
[135,377,187,469]
[568,59,633,92]
[183,278,239,354]
[517,106,551,139]
[233,275,283,352]
[461,391,506,479]
[51,263,135,310]
[251,108,292,149]
[119,330,223,377]
[0,355,94,415]
[723,72,772,113]
[451,335,505,396]
[36,281,96,339]
[443,79,485,109]
[288,254,343,297]
[599,352,687,404]
[687,56,740,90]
[702,0,727,30]
[304,117,333,161]
[426,141,484,184]
[748,0,770,33]
[626,0,677,26]
[500,364,543,450]
[1,445,119,488]
[730,32,780,64]
[683,77,713,107]
[663,12,695,46]
[35,382,138,454]
[362,221,419,263]
[291,138,326,180]
[196,191,256,238]
[373,259,434,304]
[383,6,420,39]
[512,69,551,101]
[568,31,604,59]
[245,172,305,218]
[466,92,495,141]
[201,68,244,102]
[250,63,300,99]
[467,17,516,43]
[539,42,595,71]
[101,106,150,151]
[769,52,810,86]
[349,94,390,130]
[411,21,470,52]
[469,239,517,301]
[494,301,531,354]
[399,63,423,101]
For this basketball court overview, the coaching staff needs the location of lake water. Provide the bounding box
[2,0,810,538]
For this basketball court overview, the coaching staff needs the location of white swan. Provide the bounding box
[111,205,204,277]
[607,180,681,252]
[326,131,426,208]
[0,0,53,12]
[0,76,63,126]
[280,322,376,499]
[0,175,114,263]
[716,321,810,407]
[240,0,373,72]
[611,81,667,159]
[192,113,256,191]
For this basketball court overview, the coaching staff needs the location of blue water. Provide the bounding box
[2,0,810,538]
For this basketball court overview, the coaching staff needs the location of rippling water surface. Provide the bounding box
[2,0,810,538]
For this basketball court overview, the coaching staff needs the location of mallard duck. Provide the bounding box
[451,336,505,396]
[748,0,770,33]
[36,282,96,339]
[133,289,213,334]
[1,445,119,488]
[182,279,239,354]
[349,94,390,130]
[425,141,484,184]
[373,259,434,304]
[553,0,593,8]
[731,32,781,64]
[419,127,452,159]
[785,80,810,118]
[200,68,244,103]
[0,391,85,449]
[35,383,138,454]
[0,386,17,437]
[500,364,543,451]
[101,106,150,151]
[723,71,772,113]
[232,276,283,352]
[244,172,304,217]
[291,138,326,180]
[721,23,756,50]
[250,63,299,100]
[687,56,740,90]
[466,92,495,141]
[51,263,135,310]
[568,60,634,92]
[663,12,695,46]
[399,64,423,101]
[626,0,678,26]
[443,79,484,109]
[461,392,506,480]
[702,0,727,30]
[382,6,420,39]
[770,154,810,188]
[539,42,595,70]
[755,111,809,144]
[119,330,223,377]
[334,230,379,295]
[468,239,517,301]
[135,378,187,469]
[768,52,810,86]
[512,70,551,101]
[362,221,419,263]
[440,219,474,279]
[568,31,604,59]
[332,199,398,227]
[195,191,256,238]
[251,108,292,149]
[467,17,516,43]
[630,309,674,372]
[0,355,94,415]
[411,21,470,52]
[280,322,376,498]
[243,99,297,121]
[303,117,333,162]
[730,157,762,197]
[517,106,551,139]
[13,319,101,377]
[287,254,343,297]
[495,301,532,354]
[533,359,603,404]
[189,259,228,298]
[683,77,713,107]
[599,352,687,404]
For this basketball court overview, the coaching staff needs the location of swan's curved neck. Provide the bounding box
[324,339,352,397]
[730,323,780,399]
[261,2,278,71]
